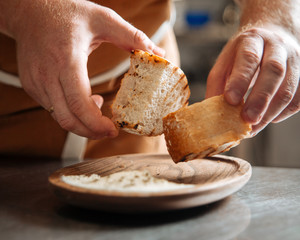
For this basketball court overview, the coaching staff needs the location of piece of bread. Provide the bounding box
[111,50,190,136]
[163,95,252,163]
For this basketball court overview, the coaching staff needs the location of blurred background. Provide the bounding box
[173,0,300,168]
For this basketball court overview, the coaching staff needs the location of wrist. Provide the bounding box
[236,22,300,47]
[237,0,300,43]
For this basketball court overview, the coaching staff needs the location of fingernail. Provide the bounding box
[91,95,103,109]
[95,101,101,109]
[226,89,241,105]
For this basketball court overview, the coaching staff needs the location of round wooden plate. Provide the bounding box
[49,153,251,213]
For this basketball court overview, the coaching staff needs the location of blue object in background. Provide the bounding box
[185,11,211,28]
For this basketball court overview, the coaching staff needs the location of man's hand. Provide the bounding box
[206,0,300,136]
[2,0,164,139]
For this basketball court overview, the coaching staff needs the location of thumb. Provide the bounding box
[91,6,165,57]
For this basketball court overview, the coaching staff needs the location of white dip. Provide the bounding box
[62,170,194,192]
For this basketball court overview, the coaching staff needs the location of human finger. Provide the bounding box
[205,41,235,98]
[224,31,264,105]
[19,50,105,139]
[59,54,118,138]
[272,80,300,123]
[45,75,102,138]
[90,6,165,56]
[242,43,288,124]
[251,60,299,135]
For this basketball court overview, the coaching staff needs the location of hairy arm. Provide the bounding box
[237,0,300,39]
[206,0,300,135]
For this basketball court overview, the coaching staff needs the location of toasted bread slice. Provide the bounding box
[163,95,252,163]
[111,50,190,136]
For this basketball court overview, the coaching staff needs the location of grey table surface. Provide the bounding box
[0,157,300,240]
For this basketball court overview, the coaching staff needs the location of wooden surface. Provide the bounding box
[0,157,300,240]
[49,153,251,212]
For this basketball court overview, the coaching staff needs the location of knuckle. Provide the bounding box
[277,89,294,105]
[245,27,260,35]
[256,91,273,105]
[238,29,262,44]
[238,70,254,80]
[106,8,118,20]
[287,99,300,113]
[100,7,118,23]
[258,118,269,127]
[67,94,84,114]
[57,116,76,131]
[133,30,148,46]
[265,59,285,77]
[242,49,261,65]
[230,72,251,90]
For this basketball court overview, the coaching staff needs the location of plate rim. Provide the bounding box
[49,153,252,198]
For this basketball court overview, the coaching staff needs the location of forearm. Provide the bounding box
[236,0,300,42]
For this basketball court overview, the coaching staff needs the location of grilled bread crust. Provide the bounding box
[111,50,190,136]
[163,95,252,163]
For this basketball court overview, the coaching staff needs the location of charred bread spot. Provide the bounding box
[133,124,139,129]
[148,128,156,136]
[184,99,189,105]
[166,74,188,98]
[117,121,129,128]
[121,102,131,109]
[172,67,179,75]
[117,121,123,128]
[135,64,139,68]
[179,74,186,81]
[175,75,187,88]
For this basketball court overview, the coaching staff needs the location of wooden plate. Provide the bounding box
[49,153,251,213]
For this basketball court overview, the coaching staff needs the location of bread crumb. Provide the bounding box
[62,170,194,192]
